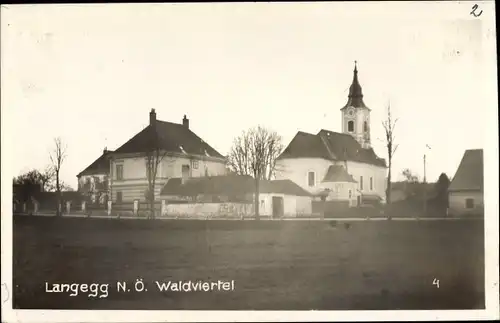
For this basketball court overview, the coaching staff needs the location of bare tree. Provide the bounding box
[382,102,399,205]
[40,165,55,192]
[227,126,284,220]
[49,137,67,216]
[145,132,168,220]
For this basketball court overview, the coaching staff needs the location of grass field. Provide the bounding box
[13,216,484,310]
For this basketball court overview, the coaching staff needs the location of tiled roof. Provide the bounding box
[322,165,357,183]
[77,150,113,177]
[160,175,311,197]
[113,120,224,158]
[448,149,483,192]
[278,131,332,160]
[278,129,386,167]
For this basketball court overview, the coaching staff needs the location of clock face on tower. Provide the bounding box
[347,108,355,117]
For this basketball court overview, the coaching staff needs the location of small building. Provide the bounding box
[159,174,312,218]
[448,149,484,217]
[76,148,113,206]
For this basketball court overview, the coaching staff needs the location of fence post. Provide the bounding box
[134,200,139,216]
[34,201,39,214]
[82,201,86,212]
[58,203,62,215]
[161,200,166,217]
[107,201,112,216]
[23,203,27,214]
[66,201,71,215]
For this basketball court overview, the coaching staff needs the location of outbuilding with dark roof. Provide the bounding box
[448,149,484,217]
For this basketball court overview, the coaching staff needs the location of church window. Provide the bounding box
[308,171,315,187]
[348,121,354,132]
[364,121,368,132]
[360,176,364,191]
[370,177,373,191]
[348,190,352,198]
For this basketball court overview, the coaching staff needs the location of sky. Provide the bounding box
[1,2,497,189]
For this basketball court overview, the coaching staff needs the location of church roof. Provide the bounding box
[323,165,357,183]
[341,61,369,110]
[113,115,224,159]
[77,149,113,177]
[278,129,386,167]
[448,149,483,192]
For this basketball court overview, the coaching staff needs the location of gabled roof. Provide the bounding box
[448,149,483,192]
[278,129,386,167]
[277,131,333,160]
[323,165,357,183]
[113,120,224,158]
[77,150,113,177]
[160,175,311,197]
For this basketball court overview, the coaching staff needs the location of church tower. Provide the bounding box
[341,61,371,149]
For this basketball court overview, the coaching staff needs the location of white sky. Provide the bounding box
[1,2,497,189]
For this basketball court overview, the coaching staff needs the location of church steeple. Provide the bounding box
[341,61,372,149]
[345,61,367,109]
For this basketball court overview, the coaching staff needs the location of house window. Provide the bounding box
[349,190,352,198]
[116,164,123,180]
[360,176,364,191]
[116,191,123,203]
[191,160,199,169]
[308,171,315,187]
[348,121,354,132]
[370,177,373,191]
[465,198,474,209]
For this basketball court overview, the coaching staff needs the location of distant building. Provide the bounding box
[76,148,113,206]
[109,109,227,204]
[275,62,387,209]
[160,174,312,218]
[448,149,484,216]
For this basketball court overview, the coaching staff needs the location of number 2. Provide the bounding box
[433,278,440,288]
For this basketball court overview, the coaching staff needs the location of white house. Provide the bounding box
[109,109,227,204]
[77,149,113,205]
[275,62,387,208]
[448,149,484,217]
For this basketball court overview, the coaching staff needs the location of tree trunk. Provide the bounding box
[386,162,392,205]
[254,178,260,220]
[56,173,61,216]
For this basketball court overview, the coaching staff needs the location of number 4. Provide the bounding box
[433,278,440,288]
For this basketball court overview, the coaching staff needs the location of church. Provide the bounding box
[275,62,388,209]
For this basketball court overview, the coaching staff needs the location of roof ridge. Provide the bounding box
[318,132,337,159]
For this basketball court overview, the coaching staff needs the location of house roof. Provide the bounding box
[113,119,224,159]
[448,149,483,192]
[278,129,386,167]
[323,165,357,183]
[77,150,113,177]
[160,175,312,197]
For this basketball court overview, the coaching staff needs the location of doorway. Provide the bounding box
[272,196,284,219]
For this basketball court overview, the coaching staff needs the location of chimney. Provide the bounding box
[182,115,189,129]
[103,147,108,155]
[150,109,156,126]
